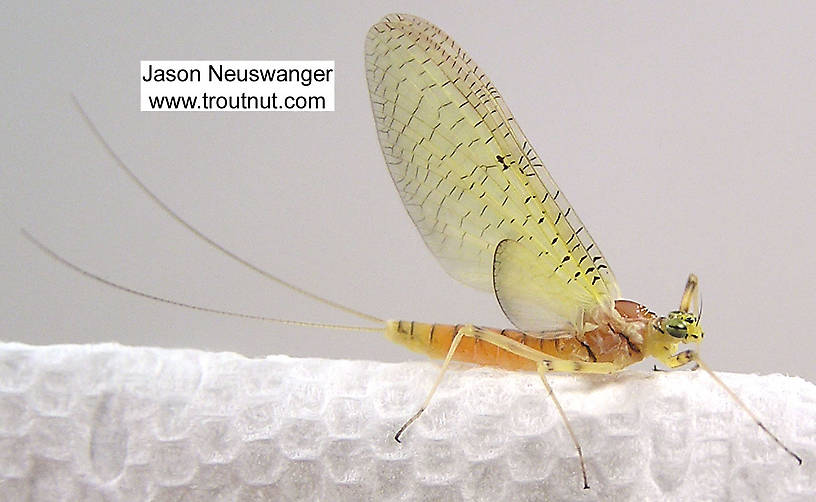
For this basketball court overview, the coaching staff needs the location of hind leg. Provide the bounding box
[396,325,616,488]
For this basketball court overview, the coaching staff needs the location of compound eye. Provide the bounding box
[666,320,688,338]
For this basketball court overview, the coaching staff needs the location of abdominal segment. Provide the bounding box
[385,309,647,372]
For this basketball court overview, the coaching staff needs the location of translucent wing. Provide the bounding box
[365,14,620,331]
[493,239,595,333]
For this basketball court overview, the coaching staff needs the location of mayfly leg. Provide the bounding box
[396,325,622,489]
[394,325,469,443]
[666,350,802,465]
[536,366,589,490]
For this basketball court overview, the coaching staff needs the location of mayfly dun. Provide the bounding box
[21,13,801,489]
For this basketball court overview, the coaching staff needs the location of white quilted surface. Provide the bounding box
[0,342,813,501]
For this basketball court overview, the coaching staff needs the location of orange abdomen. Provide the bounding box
[385,301,651,371]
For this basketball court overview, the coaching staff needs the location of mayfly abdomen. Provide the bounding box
[386,320,532,370]
[385,320,625,371]
[385,300,655,372]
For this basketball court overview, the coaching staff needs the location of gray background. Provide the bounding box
[2,2,814,383]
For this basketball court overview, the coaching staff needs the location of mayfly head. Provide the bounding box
[660,310,704,343]
[659,272,705,342]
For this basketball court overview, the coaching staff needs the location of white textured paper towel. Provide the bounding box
[0,342,813,501]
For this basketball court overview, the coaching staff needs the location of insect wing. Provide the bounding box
[365,14,620,330]
[493,238,597,334]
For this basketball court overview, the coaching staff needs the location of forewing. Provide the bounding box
[365,14,620,323]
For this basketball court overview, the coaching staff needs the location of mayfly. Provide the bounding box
[22,13,801,489]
